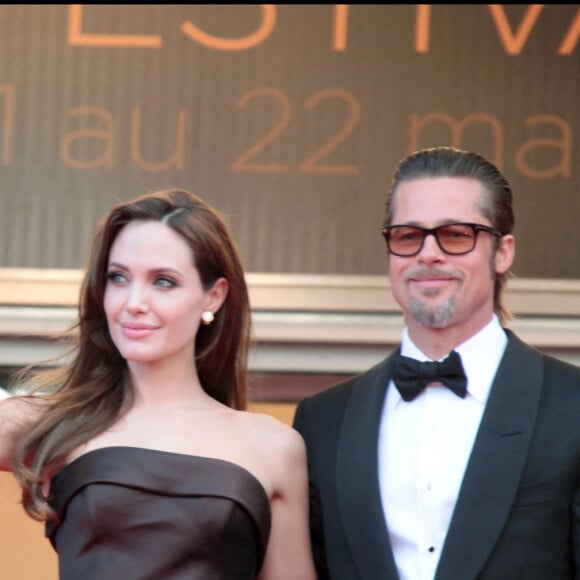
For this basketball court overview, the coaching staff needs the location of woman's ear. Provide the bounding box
[205,277,229,314]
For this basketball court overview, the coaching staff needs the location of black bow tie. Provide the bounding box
[393,350,467,402]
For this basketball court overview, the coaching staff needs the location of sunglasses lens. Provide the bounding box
[436,224,476,254]
[385,224,477,256]
[387,226,424,256]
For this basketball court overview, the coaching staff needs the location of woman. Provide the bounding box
[0,189,316,580]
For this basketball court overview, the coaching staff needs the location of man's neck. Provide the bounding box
[405,316,495,361]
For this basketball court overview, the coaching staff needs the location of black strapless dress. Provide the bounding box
[45,447,271,579]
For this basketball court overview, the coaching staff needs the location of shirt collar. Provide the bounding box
[400,315,508,403]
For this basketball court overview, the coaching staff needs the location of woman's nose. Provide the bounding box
[126,284,150,313]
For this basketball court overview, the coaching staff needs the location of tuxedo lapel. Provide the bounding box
[435,332,544,580]
[336,351,400,579]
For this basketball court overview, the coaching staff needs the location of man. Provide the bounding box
[293,146,580,580]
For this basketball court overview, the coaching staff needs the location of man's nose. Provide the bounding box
[417,232,445,261]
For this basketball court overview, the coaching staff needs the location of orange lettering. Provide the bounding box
[415,5,431,53]
[0,83,14,166]
[488,5,544,55]
[409,112,504,167]
[516,115,572,178]
[61,107,115,169]
[131,109,187,171]
[181,5,276,51]
[68,5,162,48]
[333,5,349,51]
[559,7,580,55]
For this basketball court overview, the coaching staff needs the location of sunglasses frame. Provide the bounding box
[381,222,503,257]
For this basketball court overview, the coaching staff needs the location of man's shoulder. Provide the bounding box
[541,351,580,381]
[506,328,580,382]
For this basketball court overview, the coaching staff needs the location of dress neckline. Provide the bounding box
[57,445,268,498]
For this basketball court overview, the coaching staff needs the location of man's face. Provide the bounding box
[388,177,514,340]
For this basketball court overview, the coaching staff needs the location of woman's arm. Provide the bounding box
[258,426,317,580]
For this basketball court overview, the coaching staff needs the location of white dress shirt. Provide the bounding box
[378,315,508,580]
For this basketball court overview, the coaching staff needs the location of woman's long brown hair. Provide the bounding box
[10,189,252,521]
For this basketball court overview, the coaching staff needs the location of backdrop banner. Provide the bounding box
[1,5,578,278]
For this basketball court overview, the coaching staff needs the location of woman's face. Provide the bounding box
[103,220,222,370]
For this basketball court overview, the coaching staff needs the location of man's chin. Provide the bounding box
[409,298,456,328]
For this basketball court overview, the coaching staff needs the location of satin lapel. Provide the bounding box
[336,351,400,580]
[435,332,544,580]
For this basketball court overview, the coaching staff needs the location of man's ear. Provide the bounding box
[495,234,515,274]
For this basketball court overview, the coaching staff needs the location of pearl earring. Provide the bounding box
[201,311,214,325]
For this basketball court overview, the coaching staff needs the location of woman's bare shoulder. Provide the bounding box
[237,409,306,459]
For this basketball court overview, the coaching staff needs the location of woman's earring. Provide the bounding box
[201,311,215,325]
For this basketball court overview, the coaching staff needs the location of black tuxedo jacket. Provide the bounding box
[293,331,580,579]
